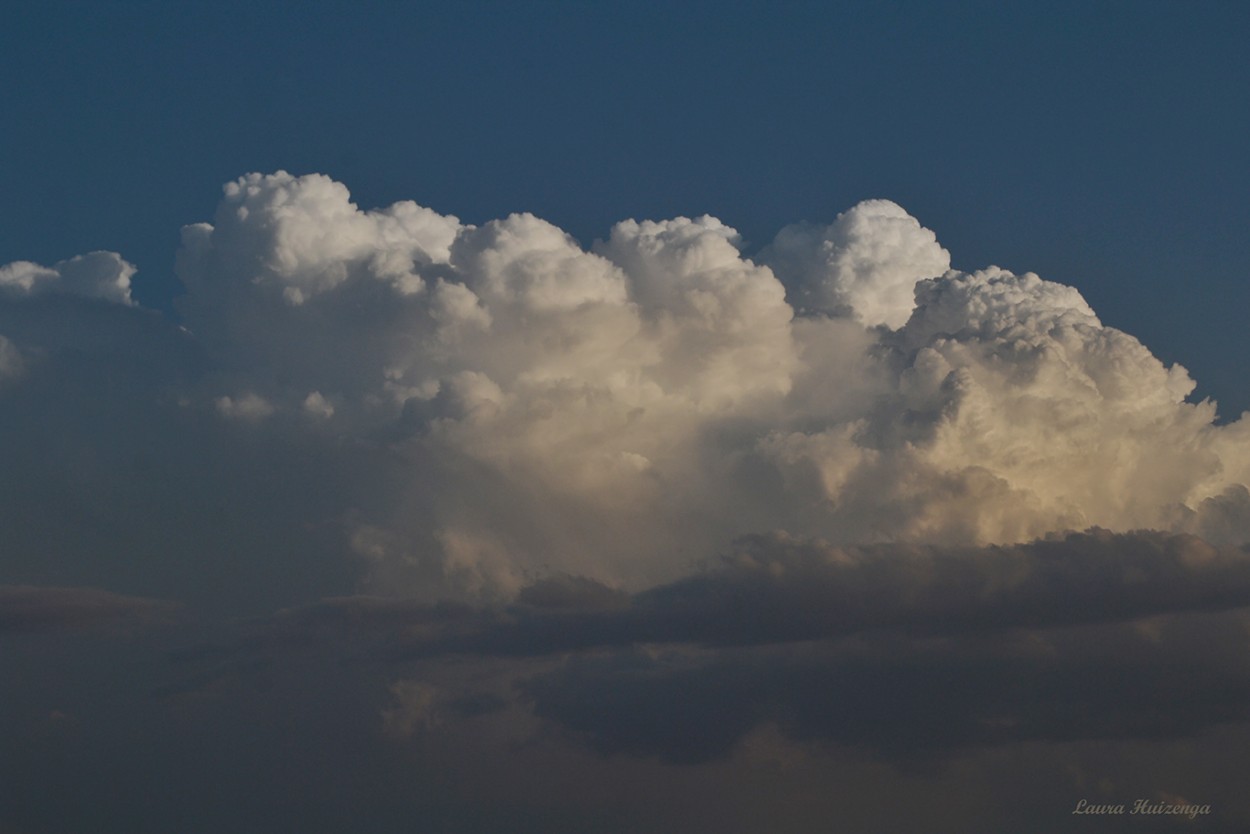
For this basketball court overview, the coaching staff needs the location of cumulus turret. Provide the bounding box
[762,199,950,328]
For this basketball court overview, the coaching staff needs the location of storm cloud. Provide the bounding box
[5,171,1246,604]
[4,173,1250,833]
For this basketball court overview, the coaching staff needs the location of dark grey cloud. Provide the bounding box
[155,529,1250,770]
[0,585,177,634]
[0,293,379,613]
[8,542,1250,833]
[523,610,1250,765]
[618,528,1250,644]
[350,529,1250,659]
[503,531,1250,765]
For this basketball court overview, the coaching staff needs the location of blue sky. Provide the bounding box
[3,0,1248,412]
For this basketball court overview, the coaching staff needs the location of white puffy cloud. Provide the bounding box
[453,213,627,312]
[760,199,950,328]
[759,265,1237,545]
[597,214,797,408]
[0,251,135,304]
[302,391,335,419]
[171,174,1250,594]
[4,171,1250,602]
[178,171,460,307]
[215,392,276,421]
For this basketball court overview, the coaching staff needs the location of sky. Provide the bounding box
[3,2,1250,832]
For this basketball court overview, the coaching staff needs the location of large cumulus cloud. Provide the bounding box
[4,169,1250,833]
[159,172,1250,597]
[3,170,1249,605]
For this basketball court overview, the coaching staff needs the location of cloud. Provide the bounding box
[0,251,134,305]
[522,609,1250,764]
[160,173,1250,597]
[263,529,1250,660]
[157,528,1250,770]
[2,170,1249,606]
[215,392,276,421]
[5,174,1250,834]
[179,171,459,306]
[380,679,443,738]
[9,537,1250,833]
[0,335,23,385]
[0,585,177,634]
[498,531,1250,765]
[0,290,367,612]
[759,199,951,328]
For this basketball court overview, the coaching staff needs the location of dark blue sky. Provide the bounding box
[3,0,1248,413]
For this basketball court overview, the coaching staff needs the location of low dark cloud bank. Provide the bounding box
[209,530,1250,767]
[0,585,176,634]
[9,529,1250,832]
[383,529,1250,655]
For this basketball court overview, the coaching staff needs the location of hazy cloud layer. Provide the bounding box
[17,528,1239,833]
[0,585,176,634]
[522,609,1250,765]
[0,334,22,385]
[152,528,1250,766]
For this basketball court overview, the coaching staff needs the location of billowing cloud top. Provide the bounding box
[759,198,950,328]
[3,171,1249,602]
